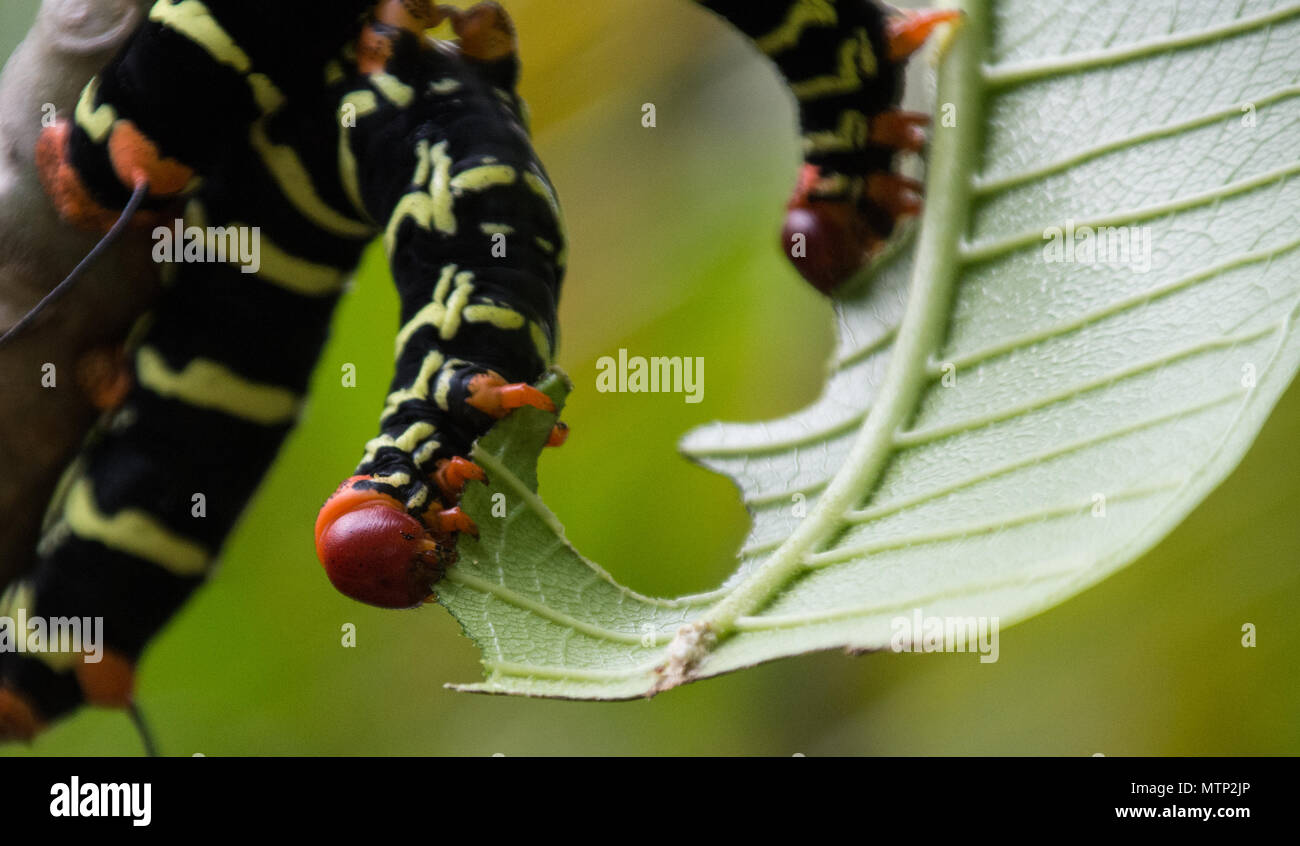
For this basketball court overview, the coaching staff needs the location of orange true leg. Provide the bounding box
[870,110,930,154]
[465,372,567,446]
[866,172,924,218]
[428,506,478,536]
[886,9,962,62]
[465,371,555,417]
[546,421,569,448]
[433,456,486,500]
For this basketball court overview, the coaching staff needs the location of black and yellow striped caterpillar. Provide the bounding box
[0,0,954,743]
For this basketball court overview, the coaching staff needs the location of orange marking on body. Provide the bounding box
[74,648,135,709]
[76,345,132,411]
[36,120,125,232]
[546,421,569,448]
[0,688,45,742]
[315,475,406,547]
[107,121,194,196]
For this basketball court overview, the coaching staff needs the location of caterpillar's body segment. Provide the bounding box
[37,0,375,231]
[698,1,957,293]
[316,7,566,608]
[1,0,948,743]
[1,1,563,739]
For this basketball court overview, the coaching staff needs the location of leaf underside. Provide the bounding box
[438,0,1300,699]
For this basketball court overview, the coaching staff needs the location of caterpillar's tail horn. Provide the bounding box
[886,8,962,62]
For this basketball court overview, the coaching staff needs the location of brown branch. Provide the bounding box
[0,0,158,587]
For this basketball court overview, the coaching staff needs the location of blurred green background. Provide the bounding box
[2,0,1296,756]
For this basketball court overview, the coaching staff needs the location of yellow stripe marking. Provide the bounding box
[65,477,210,576]
[371,472,412,488]
[429,140,455,231]
[530,322,553,363]
[380,352,447,424]
[136,346,300,425]
[406,486,430,511]
[253,233,347,296]
[248,72,285,114]
[393,266,479,349]
[411,138,433,188]
[463,303,525,331]
[756,0,837,54]
[185,200,344,296]
[150,0,251,72]
[413,440,441,468]
[0,582,34,625]
[339,90,380,217]
[383,141,456,255]
[250,120,373,239]
[790,29,878,99]
[371,72,415,106]
[524,170,561,219]
[450,164,517,194]
[803,110,870,155]
[434,358,470,411]
[362,422,438,464]
[74,78,115,143]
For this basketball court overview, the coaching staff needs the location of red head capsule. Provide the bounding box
[314,477,442,609]
[782,165,881,295]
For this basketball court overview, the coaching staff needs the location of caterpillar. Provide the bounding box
[0,0,952,744]
[696,1,958,292]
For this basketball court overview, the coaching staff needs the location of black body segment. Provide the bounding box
[343,31,564,513]
[2,0,937,739]
[2,3,562,732]
[698,0,901,179]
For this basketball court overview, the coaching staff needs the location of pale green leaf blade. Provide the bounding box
[439,0,1300,698]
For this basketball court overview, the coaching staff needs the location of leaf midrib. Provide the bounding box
[656,0,990,668]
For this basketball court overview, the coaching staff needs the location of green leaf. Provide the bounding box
[438,0,1300,698]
